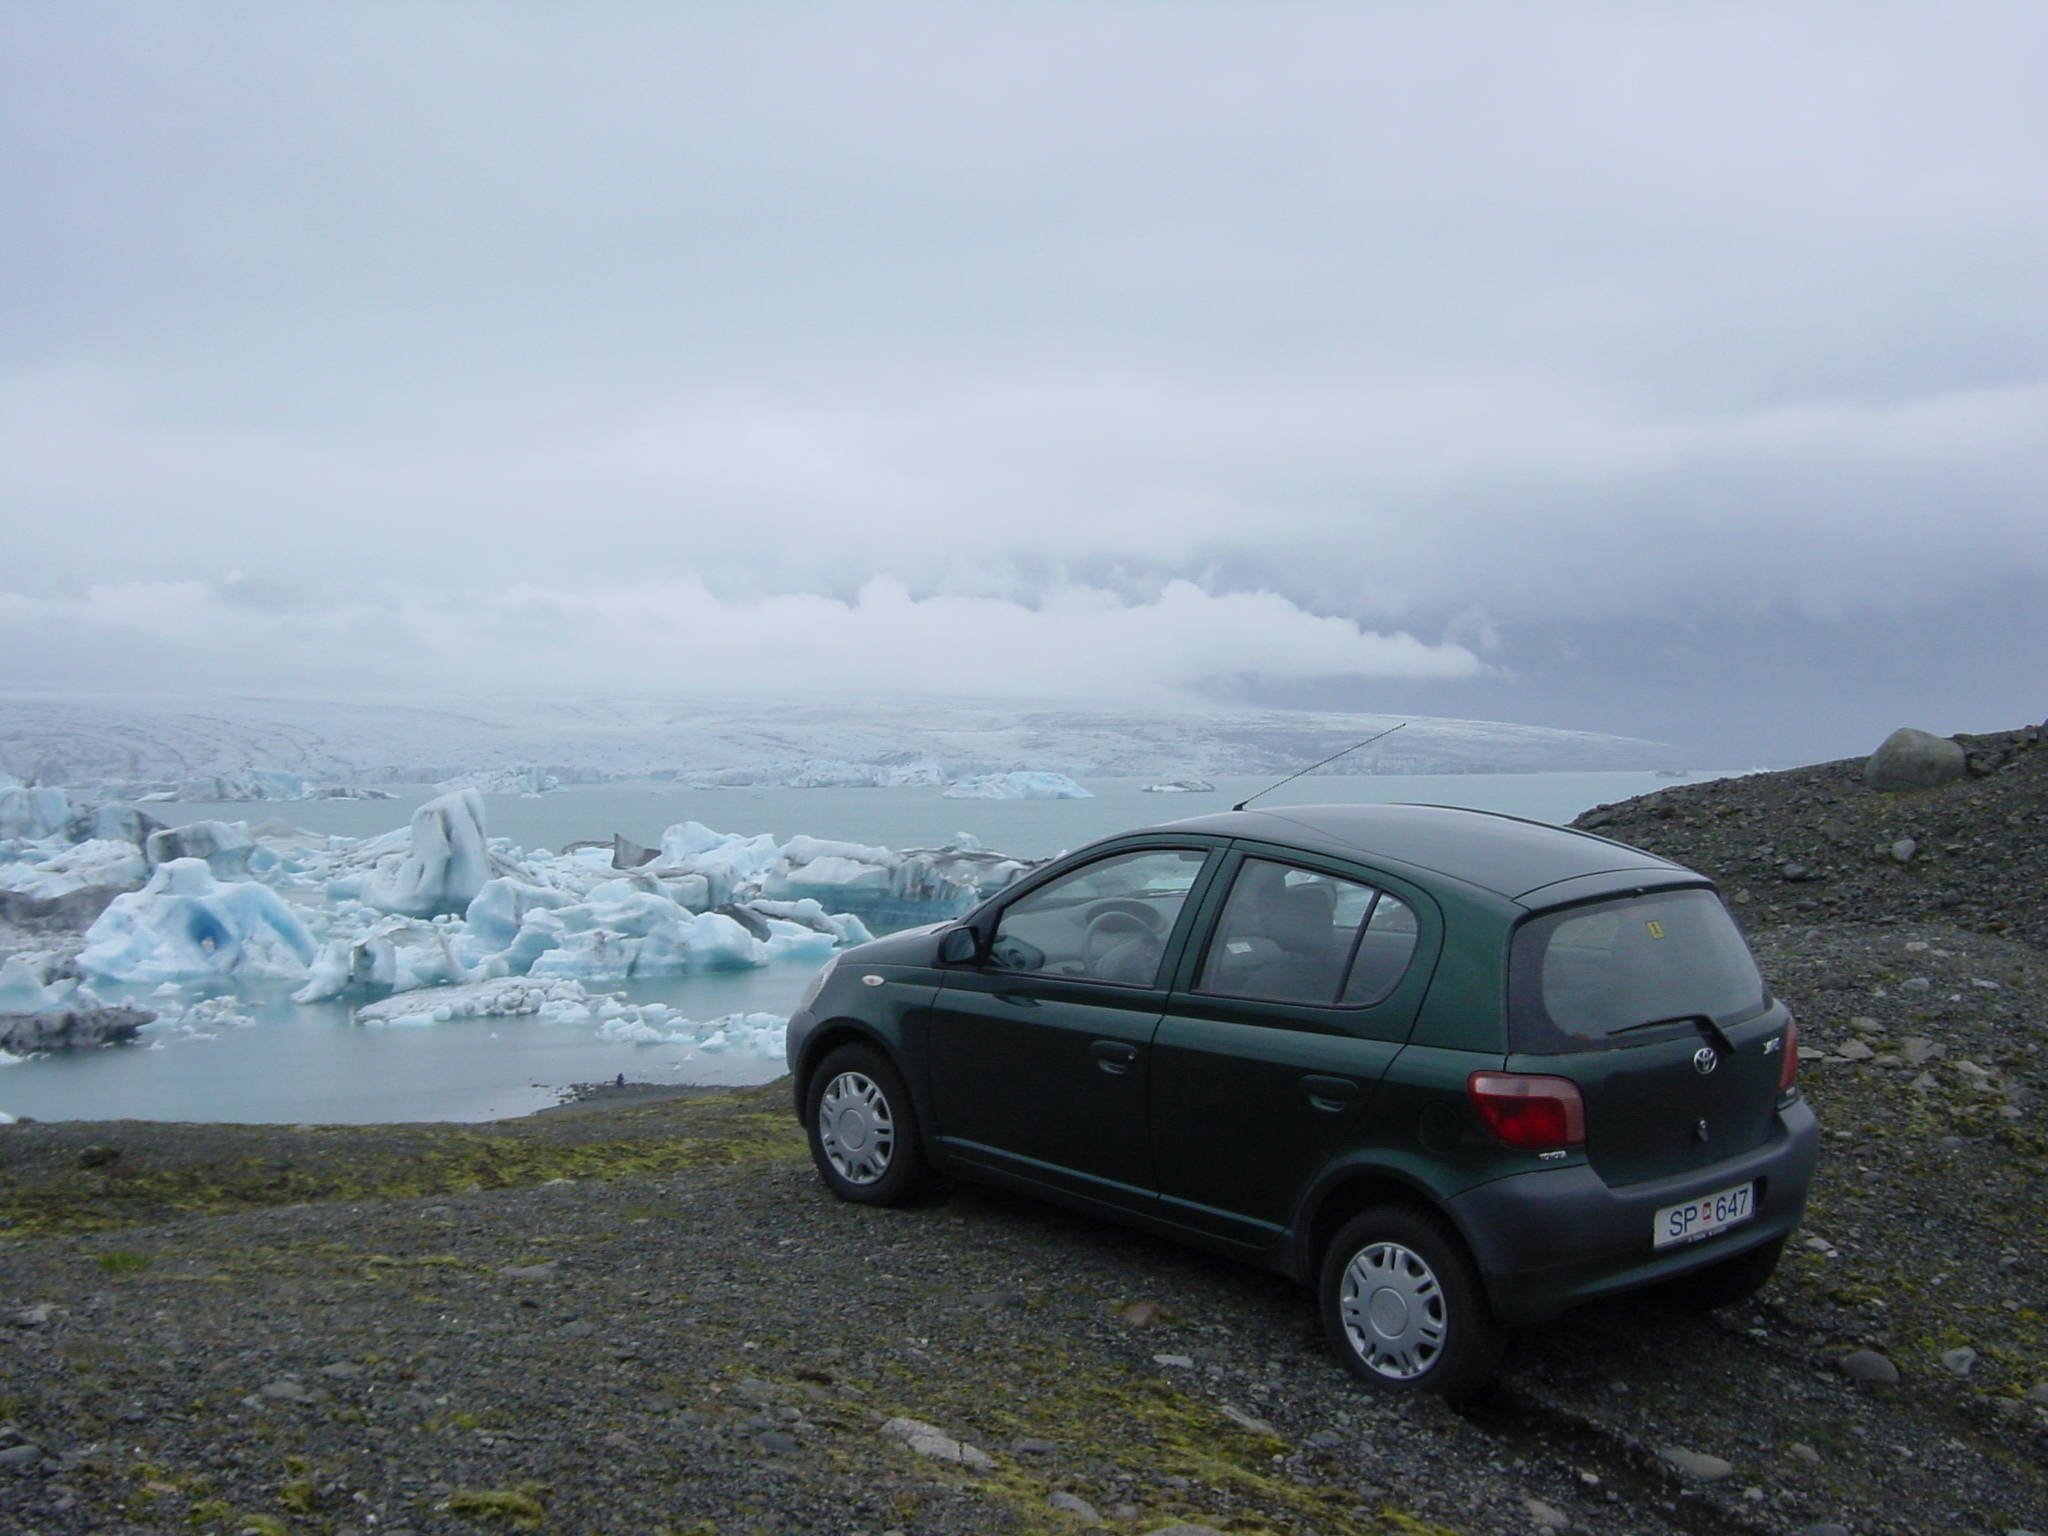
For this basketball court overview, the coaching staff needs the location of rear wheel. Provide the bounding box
[1319,1206,1506,1402]
[804,1044,929,1206]
[1660,1235,1784,1311]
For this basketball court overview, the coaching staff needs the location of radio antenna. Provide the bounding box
[1232,722,1406,812]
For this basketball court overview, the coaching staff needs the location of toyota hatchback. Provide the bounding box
[785,804,1817,1399]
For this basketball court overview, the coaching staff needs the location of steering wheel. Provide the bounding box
[1083,907,1163,978]
[1080,899,1164,934]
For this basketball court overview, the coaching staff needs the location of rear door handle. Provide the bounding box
[1302,1074,1359,1111]
[1090,1040,1139,1074]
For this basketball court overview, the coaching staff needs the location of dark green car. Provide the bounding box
[785,804,1817,1399]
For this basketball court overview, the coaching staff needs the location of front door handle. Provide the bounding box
[995,993,1039,1008]
[1090,1039,1139,1074]
[1302,1074,1359,1111]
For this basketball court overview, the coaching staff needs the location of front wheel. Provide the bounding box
[1319,1206,1506,1402]
[804,1044,929,1206]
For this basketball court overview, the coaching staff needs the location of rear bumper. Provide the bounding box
[1447,1095,1820,1327]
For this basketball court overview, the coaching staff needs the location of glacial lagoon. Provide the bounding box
[1,771,1735,1125]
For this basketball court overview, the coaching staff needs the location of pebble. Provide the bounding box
[1524,1496,1572,1529]
[1304,1429,1343,1449]
[1144,1527,1227,1536]
[5,1306,51,1328]
[754,1431,797,1454]
[1890,838,1918,864]
[0,1442,43,1467]
[1902,1037,1939,1064]
[1012,1437,1060,1456]
[1048,1490,1102,1521]
[1941,1347,1978,1377]
[498,1263,557,1280]
[258,1379,314,1402]
[1218,1404,1279,1437]
[1837,1350,1900,1384]
[1658,1447,1735,1481]
[1119,1300,1162,1325]
[1797,1525,1851,1536]
[1835,1040,1875,1061]
[880,1416,994,1470]
[1151,1353,1194,1368]
[318,1361,363,1377]
[559,1321,598,1338]
[967,1290,1027,1310]
[2024,1382,2048,1406]
[1788,1442,1821,1464]
[1902,977,1932,993]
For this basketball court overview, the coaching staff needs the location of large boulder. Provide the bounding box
[1865,727,1966,791]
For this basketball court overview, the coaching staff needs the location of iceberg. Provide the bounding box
[144,820,256,878]
[364,789,494,917]
[354,975,594,1027]
[78,858,317,984]
[0,838,147,900]
[434,765,561,795]
[942,771,1094,800]
[1142,780,1217,793]
[0,783,72,839]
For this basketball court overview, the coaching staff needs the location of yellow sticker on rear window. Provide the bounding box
[1646,920,1666,939]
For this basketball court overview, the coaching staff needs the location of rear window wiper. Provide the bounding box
[1611,1013,1737,1055]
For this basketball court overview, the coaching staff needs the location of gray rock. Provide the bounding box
[880,1416,994,1469]
[967,1290,1027,1310]
[1658,1446,1735,1481]
[1525,1497,1572,1530]
[754,1431,797,1454]
[1795,1526,1851,1536]
[1837,1349,1900,1384]
[0,1442,42,1467]
[498,1263,558,1281]
[1049,1490,1102,1521]
[1835,1040,1876,1062]
[1941,1346,1979,1377]
[1150,1353,1193,1368]
[1788,1442,1821,1463]
[559,1321,598,1339]
[2024,1381,2048,1406]
[1890,837,1919,864]
[259,1379,313,1402]
[6,1305,52,1327]
[1144,1527,1228,1536]
[1012,1437,1060,1455]
[318,1361,363,1377]
[1866,727,1966,791]
[1304,1429,1343,1449]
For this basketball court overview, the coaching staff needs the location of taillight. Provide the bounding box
[1467,1071,1586,1152]
[1778,1015,1799,1094]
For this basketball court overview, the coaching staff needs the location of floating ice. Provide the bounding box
[434,765,561,795]
[354,975,593,1027]
[0,838,147,900]
[364,790,493,917]
[1142,780,1217,793]
[595,1009,786,1054]
[78,858,317,984]
[942,771,1093,800]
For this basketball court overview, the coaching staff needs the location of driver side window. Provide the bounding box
[988,848,1209,988]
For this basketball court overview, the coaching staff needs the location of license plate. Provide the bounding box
[1653,1181,1755,1249]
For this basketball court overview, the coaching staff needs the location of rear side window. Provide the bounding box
[1196,857,1419,1008]
[1510,888,1768,1052]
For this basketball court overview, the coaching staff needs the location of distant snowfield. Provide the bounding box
[0,692,1672,787]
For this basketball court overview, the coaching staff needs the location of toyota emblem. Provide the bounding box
[1692,1046,1719,1075]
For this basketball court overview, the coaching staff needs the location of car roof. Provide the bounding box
[1144,802,1687,902]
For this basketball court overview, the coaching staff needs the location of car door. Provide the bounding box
[1150,849,1437,1249]
[928,844,1218,1208]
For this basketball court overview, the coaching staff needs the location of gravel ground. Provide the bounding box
[3,731,2047,1536]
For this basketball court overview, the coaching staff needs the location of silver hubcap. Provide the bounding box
[1338,1240,1447,1381]
[817,1070,895,1185]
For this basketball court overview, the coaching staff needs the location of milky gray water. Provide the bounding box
[2,772,1730,1125]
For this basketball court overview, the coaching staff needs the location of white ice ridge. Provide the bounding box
[941,770,1094,800]
[58,797,1036,1002]
[350,976,785,1053]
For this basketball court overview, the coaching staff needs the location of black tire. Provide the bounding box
[1319,1206,1507,1402]
[1659,1235,1785,1311]
[804,1044,929,1206]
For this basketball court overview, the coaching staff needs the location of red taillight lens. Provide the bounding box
[1778,1015,1799,1094]
[1467,1072,1587,1152]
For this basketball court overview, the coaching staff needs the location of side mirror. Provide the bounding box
[937,926,980,965]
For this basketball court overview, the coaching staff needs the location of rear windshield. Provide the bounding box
[1509,888,1768,1053]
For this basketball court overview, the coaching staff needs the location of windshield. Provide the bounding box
[1509,887,1768,1052]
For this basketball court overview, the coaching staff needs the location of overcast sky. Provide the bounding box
[4,2,2044,760]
